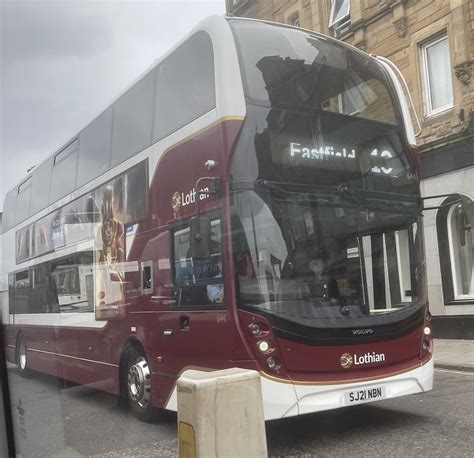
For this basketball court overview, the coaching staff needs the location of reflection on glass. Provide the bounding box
[173,217,224,306]
[232,187,424,316]
[449,203,474,298]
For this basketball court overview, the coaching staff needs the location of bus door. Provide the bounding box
[158,214,233,377]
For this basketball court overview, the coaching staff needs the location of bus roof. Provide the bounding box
[2,14,233,233]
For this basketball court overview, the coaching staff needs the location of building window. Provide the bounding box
[289,12,300,28]
[227,0,254,14]
[437,197,474,303]
[447,203,474,299]
[421,34,454,116]
[329,0,350,34]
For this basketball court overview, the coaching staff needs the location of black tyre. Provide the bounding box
[121,345,160,422]
[16,334,31,378]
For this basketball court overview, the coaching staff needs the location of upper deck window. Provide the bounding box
[153,31,216,141]
[230,20,399,126]
[54,140,78,165]
[2,190,17,232]
[51,140,78,203]
[111,73,154,167]
[18,177,32,194]
[15,177,32,224]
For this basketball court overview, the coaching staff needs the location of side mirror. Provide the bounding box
[190,216,211,259]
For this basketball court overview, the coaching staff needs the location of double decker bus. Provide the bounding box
[1,16,433,422]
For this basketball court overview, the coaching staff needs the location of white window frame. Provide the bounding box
[329,0,351,29]
[447,203,474,300]
[421,34,453,117]
[54,139,78,166]
[18,177,32,194]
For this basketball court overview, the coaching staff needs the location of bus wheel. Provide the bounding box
[16,334,31,378]
[124,347,160,422]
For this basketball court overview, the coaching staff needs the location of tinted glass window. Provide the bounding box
[12,269,31,314]
[77,107,113,187]
[51,252,94,313]
[230,20,398,125]
[15,178,32,224]
[30,158,53,215]
[2,191,17,232]
[173,216,223,306]
[14,162,146,264]
[50,140,78,203]
[12,252,95,315]
[153,31,216,141]
[111,72,154,167]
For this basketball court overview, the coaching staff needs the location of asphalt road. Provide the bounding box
[6,367,474,457]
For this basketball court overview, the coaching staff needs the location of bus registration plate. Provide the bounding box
[344,386,386,405]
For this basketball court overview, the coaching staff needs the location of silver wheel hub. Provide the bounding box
[127,356,151,407]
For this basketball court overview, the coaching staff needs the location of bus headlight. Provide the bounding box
[267,357,279,370]
[258,340,270,353]
[424,326,431,336]
[248,323,261,335]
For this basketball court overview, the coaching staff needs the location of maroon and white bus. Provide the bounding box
[1,16,433,421]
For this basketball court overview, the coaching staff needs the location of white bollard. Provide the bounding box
[177,368,268,458]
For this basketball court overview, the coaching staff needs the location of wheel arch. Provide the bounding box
[118,336,148,395]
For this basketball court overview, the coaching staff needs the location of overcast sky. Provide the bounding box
[0,0,225,212]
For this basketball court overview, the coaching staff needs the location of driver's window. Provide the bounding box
[172,216,223,307]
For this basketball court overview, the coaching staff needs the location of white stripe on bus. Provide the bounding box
[29,348,118,367]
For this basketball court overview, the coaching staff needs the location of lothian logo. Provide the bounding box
[171,192,182,211]
[172,187,210,211]
[340,353,353,369]
[340,351,386,369]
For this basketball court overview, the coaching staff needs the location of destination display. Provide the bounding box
[284,141,397,176]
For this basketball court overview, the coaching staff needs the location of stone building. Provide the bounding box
[226,0,474,338]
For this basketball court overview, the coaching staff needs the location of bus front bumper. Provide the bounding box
[261,357,433,420]
[165,358,433,421]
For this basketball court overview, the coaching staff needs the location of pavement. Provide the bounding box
[433,338,474,372]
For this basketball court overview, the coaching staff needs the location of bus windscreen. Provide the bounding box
[229,19,426,329]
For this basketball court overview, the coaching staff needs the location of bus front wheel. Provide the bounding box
[16,334,31,378]
[122,345,160,422]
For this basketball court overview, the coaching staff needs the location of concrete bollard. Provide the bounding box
[177,368,268,457]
